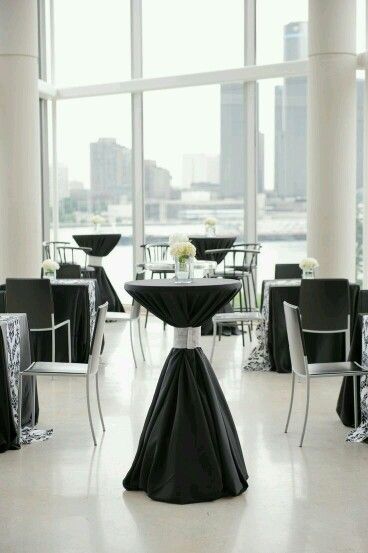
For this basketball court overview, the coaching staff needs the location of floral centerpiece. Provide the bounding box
[169,233,189,245]
[42,259,59,279]
[204,217,217,236]
[299,257,319,279]
[91,214,104,232]
[169,241,196,283]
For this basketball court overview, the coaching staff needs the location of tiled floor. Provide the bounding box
[1,316,367,553]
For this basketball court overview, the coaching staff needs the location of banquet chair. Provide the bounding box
[106,272,145,368]
[6,278,71,363]
[210,310,264,363]
[274,264,302,279]
[299,278,350,360]
[141,243,173,328]
[57,245,95,279]
[19,302,108,446]
[42,241,69,261]
[283,302,367,447]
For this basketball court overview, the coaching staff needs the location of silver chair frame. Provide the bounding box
[31,313,71,363]
[210,312,264,363]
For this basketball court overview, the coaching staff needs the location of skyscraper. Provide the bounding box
[182,154,219,188]
[90,138,131,202]
[274,22,307,198]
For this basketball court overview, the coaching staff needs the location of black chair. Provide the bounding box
[56,263,82,279]
[274,264,302,279]
[299,278,350,360]
[6,278,71,362]
[283,301,367,446]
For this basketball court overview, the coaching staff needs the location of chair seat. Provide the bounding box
[308,361,368,377]
[23,361,88,376]
[106,311,130,322]
[213,311,263,323]
[214,271,251,279]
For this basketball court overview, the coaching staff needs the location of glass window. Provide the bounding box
[257,78,307,283]
[143,85,245,243]
[54,0,130,86]
[357,0,366,53]
[143,0,244,77]
[56,96,132,302]
[356,73,364,284]
[256,0,308,65]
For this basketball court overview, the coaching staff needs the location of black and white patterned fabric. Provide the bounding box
[347,315,368,442]
[52,279,97,339]
[244,279,301,372]
[0,314,52,446]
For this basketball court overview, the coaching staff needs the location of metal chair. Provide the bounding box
[106,272,145,367]
[6,278,71,363]
[57,245,95,279]
[42,241,70,261]
[299,278,351,360]
[275,263,302,279]
[142,243,172,328]
[210,310,264,363]
[283,301,367,447]
[19,302,108,446]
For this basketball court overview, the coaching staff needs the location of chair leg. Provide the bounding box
[248,323,253,342]
[67,321,72,362]
[251,270,257,308]
[32,376,36,428]
[353,375,359,428]
[246,275,252,311]
[52,327,55,363]
[18,374,23,445]
[241,321,245,347]
[145,309,149,329]
[86,375,97,446]
[210,321,217,363]
[130,320,138,368]
[299,377,310,447]
[218,323,222,341]
[95,373,105,432]
[137,318,145,361]
[284,372,295,433]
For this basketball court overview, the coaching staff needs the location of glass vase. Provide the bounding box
[302,268,314,279]
[175,257,192,283]
[45,270,56,280]
[205,224,216,237]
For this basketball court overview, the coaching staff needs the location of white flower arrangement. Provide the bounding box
[91,214,104,225]
[204,217,217,227]
[169,241,196,261]
[42,259,60,273]
[299,257,319,270]
[169,233,189,245]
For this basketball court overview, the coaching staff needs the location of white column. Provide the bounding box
[0,0,41,281]
[307,0,357,280]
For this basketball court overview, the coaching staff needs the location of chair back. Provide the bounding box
[275,263,302,279]
[144,243,170,263]
[57,246,91,268]
[6,278,54,329]
[131,271,145,320]
[284,302,308,377]
[223,248,260,274]
[42,241,69,261]
[88,302,108,375]
[57,263,82,279]
[299,278,350,332]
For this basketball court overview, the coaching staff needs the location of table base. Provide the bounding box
[123,347,248,504]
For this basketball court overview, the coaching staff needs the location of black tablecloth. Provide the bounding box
[267,283,359,373]
[91,266,124,312]
[0,314,36,453]
[189,236,236,263]
[123,278,248,504]
[73,233,121,256]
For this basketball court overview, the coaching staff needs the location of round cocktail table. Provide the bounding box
[122,278,248,504]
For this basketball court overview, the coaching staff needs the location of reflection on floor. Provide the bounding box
[0,316,367,553]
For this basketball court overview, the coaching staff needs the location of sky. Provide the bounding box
[52,0,366,192]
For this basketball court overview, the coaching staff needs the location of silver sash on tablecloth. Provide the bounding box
[51,278,97,340]
[347,315,368,442]
[0,314,52,446]
[243,279,301,372]
[173,327,201,349]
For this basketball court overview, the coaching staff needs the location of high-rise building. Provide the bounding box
[182,154,219,188]
[90,138,131,202]
[144,159,172,199]
[275,22,307,198]
[220,83,264,198]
